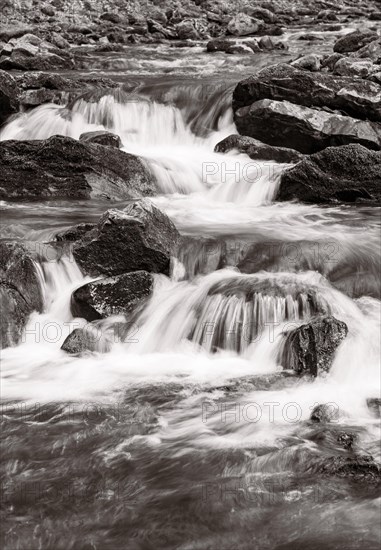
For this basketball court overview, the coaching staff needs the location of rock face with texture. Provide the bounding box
[278,144,381,204]
[333,30,379,54]
[214,134,303,163]
[233,64,381,122]
[227,13,262,36]
[61,327,112,354]
[0,242,44,348]
[0,136,156,200]
[72,199,180,277]
[71,271,153,321]
[234,99,381,154]
[0,69,19,126]
[79,131,122,149]
[280,316,348,376]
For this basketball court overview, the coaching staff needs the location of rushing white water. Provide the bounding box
[1,90,380,448]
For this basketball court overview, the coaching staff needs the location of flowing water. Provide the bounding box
[1,38,380,550]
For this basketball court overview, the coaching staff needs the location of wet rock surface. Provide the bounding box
[0,241,44,349]
[234,98,381,154]
[0,69,19,126]
[0,135,157,201]
[280,316,348,376]
[71,271,154,321]
[214,134,304,163]
[278,144,381,204]
[72,199,180,277]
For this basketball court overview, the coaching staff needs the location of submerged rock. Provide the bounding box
[214,134,303,163]
[233,63,381,123]
[278,144,381,204]
[0,241,44,348]
[72,199,180,277]
[234,99,381,154]
[280,316,348,377]
[0,69,19,126]
[0,135,156,201]
[79,131,122,149]
[71,271,153,321]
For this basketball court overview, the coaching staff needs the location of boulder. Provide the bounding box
[234,99,381,154]
[278,144,381,204]
[176,21,199,40]
[232,64,381,122]
[72,199,180,277]
[0,242,44,349]
[0,136,157,201]
[246,7,276,23]
[366,398,381,418]
[0,69,19,126]
[61,327,112,354]
[214,134,303,163]
[79,131,122,149]
[70,271,153,321]
[351,38,381,62]
[279,316,348,376]
[0,49,74,71]
[291,54,321,72]
[333,57,375,79]
[227,13,262,36]
[333,30,379,54]
[310,403,340,423]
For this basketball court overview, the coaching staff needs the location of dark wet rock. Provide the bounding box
[214,134,303,163]
[71,271,153,321]
[321,52,345,70]
[234,99,381,154]
[0,69,19,126]
[0,48,74,71]
[310,403,340,423]
[366,398,381,418]
[0,135,156,201]
[0,25,38,42]
[333,30,379,54]
[278,144,381,204]
[61,327,112,354]
[369,12,381,21]
[176,20,199,40]
[72,199,180,277]
[280,316,348,377]
[0,241,44,349]
[79,131,122,149]
[233,63,381,123]
[337,432,355,450]
[316,455,380,482]
[298,34,324,41]
[55,223,96,243]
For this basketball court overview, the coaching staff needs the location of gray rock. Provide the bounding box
[61,327,112,354]
[278,144,381,204]
[214,134,303,163]
[333,30,379,54]
[291,54,321,72]
[0,69,19,126]
[234,98,381,154]
[72,199,180,277]
[233,63,381,123]
[79,131,122,149]
[333,57,375,79]
[0,241,44,349]
[227,13,262,36]
[0,135,156,201]
[279,316,348,376]
[71,271,153,321]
